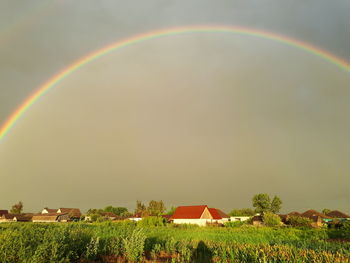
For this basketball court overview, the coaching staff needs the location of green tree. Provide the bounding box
[270,196,282,213]
[229,208,255,216]
[252,194,271,214]
[10,201,23,214]
[104,206,128,216]
[165,206,176,215]
[322,208,331,215]
[147,200,166,216]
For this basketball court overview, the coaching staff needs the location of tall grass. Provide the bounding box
[0,222,348,262]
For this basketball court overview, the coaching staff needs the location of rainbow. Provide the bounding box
[1,25,350,142]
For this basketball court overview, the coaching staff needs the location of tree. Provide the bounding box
[229,208,255,216]
[10,201,23,214]
[104,206,128,216]
[165,206,176,216]
[135,201,147,216]
[270,196,282,213]
[322,208,331,215]
[252,194,271,214]
[147,200,166,216]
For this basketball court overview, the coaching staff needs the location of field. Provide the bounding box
[0,222,349,262]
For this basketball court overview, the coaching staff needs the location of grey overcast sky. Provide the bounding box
[0,0,350,213]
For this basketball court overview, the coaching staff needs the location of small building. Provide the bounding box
[57,208,82,220]
[251,215,263,226]
[170,205,229,226]
[230,216,251,222]
[32,213,69,223]
[326,210,350,221]
[301,210,331,227]
[0,213,32,223]
[0,210,8,217]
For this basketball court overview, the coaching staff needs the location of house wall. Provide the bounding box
[200,208,213,220]
[230,216,250,222]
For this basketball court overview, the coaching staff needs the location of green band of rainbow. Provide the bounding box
[1,25,350,142]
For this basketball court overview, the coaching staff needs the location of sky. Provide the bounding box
[0,0,350,214]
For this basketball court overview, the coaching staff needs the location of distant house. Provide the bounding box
[230,216,251,222]
[100,212,118,220]
[57,208,82,219]
[301,210,331,227]
[251,215,263,226]
[0,214,32,223]
[0,210,8,217]
[326,210,350,221]
[128,213,143,222]
[170,205,229,226]
[32,213,70,223]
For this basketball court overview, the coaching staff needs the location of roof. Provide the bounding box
[42,208,57,213]
[301,210,331,219]
[171,205,208,219]
[0,210,8,216]
[288,211,301,216]
[101,212,117,217]
[326,210,350,219]
[171,205,229,220]
[14,215,32,221]
[208,208,229,219]
[58,208,81,217]
[1,214,20,219]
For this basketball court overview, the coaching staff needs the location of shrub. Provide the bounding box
[263,212,282,227]
[138,216,166,227]
[287,216,312,227]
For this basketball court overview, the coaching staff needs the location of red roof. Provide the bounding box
[171,205,228,220]
[171,205,208,219]
[208,208,228,219]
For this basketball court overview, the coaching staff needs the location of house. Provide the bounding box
[128,213,143,222]
[57,208,82,219]
[100,212,118,220]
[326,210,350,221]
[0,210,8,217]
[230,216,251,222]
[0,213,32,223]
[170,205,229,226]
[41,208,58,214]
[32,213,70,223]
[251,215,263,226]
[301,210,331,227]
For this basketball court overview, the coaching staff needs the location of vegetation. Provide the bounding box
[252,193,282,214]
[229,208,255,216]
[262,212,282,227]
[9,201,23,214]
[287,215,313,227]
[135,200,166,217]
[0,222,349,262]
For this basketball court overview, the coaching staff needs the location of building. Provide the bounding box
[170,205,229,226]
[0,210,8,217]
[57,208,82,220]
[41,208,58,214]
[301,210,331,227]
[326,210,350,221]
[0,213,32,223]
[230,216,251,222]
[32,213,70,223]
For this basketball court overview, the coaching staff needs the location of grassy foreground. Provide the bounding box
[0,221,349,262]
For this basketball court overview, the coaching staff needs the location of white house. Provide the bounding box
[170,205,229,226]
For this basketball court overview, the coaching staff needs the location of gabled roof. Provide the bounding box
[208,208,229,219]
[171,205,208,219]
[302,210,331,219]
[288,211,301,216]
[58,208,81,217]
[171,205,228,220]
[326,210,350,219]
[42,208,57,213]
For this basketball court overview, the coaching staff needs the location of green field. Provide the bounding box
[0,222,349,262]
